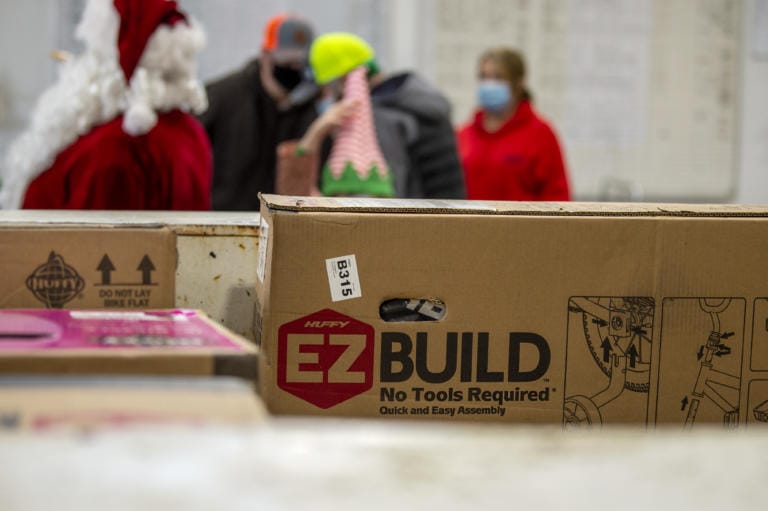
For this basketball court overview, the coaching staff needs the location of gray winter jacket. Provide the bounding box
[371,73,465,199]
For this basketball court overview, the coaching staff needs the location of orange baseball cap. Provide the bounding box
[262,13,314,63]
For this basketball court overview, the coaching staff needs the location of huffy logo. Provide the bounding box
[278,309,374,409]
[25,251,85,308]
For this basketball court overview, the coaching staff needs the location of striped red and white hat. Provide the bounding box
[322,67,393,197]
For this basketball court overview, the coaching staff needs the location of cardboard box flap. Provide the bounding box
[261,194,768,218]
[0,210,260,237]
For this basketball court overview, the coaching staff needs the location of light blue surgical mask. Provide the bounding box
[478,80,512,113]
[316,96,335,115]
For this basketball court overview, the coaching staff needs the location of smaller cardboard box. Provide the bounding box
[0,375,267,432]
[0,225,176,310]
[0,309,258,382]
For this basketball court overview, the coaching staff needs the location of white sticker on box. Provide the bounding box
[326,255,362,302]
[257,217,269,283]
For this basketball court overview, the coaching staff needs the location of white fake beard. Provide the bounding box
[0,53,126,209]
[122,20,208,136]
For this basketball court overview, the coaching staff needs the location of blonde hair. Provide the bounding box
[479,47,532,102]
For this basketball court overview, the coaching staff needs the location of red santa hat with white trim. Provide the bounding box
[76,0,207,135]
[115,0,188,82]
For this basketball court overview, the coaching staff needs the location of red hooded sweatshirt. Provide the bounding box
[458,100,570,201]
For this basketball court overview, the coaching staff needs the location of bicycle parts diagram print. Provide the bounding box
[563,296,655,428]
[656,298,745,429]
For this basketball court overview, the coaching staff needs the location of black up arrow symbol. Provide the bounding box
[97,255,116,285]
[138,255,155,285]
[601,337,613,363]
[627,344,639,368]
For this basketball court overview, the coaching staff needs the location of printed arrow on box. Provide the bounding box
[627,344,639,368]
[97,255,116,285]
[601,337,613,363]
[137,255,156,285]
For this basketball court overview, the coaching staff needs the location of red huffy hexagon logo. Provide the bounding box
[278,309,375,409]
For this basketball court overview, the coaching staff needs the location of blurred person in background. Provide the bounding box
[277,32,465,200]
[458,47,570,201]
[277,65,392,198]
[0,0,210,210]
[199,13,319,210]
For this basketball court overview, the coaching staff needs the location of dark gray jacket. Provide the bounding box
[199,60,318,210]
[371,73,465,199]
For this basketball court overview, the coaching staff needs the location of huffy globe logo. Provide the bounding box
[278,309,374,409]
[25,252,85,308]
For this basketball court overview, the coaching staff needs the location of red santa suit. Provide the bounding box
[22,112,210,209]
[458,100,570,201]
[1,0,211,211]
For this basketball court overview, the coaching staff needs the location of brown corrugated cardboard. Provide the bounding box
[0,226,175,309]
[257,194,768,428]
[0,376,267,432]
[0,309,258,382]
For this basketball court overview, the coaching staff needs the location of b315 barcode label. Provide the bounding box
[326,255,362,302]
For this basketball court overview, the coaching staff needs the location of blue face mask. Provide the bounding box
[316,96,335,115]
[478,80,512,113]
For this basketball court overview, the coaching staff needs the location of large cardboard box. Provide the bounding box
[0,309,258,382]
[257,194,768,428]
[0,375,267,432]
[0,211,261,340]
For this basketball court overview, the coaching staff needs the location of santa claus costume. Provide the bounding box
[0,0,211,210]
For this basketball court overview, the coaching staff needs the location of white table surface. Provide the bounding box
[1,419,766,511]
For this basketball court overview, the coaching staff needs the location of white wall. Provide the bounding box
[0,1,58,158]
[736,0,768,204]
[183,0,390,82]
